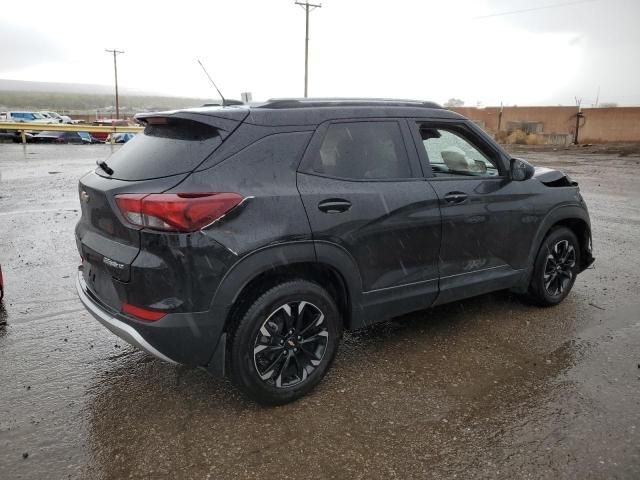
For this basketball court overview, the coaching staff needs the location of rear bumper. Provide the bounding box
[76,270,226,367]
[76,273,177,364]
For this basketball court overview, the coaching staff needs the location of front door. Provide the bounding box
[409,120,534,304]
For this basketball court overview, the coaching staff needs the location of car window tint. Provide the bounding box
[418,126,499,177]
[101,118,222,181]
[311,122,411,180]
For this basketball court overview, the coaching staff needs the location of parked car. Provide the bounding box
[75,99,594,405]
[0,264,4,300]
[105,132,135,144]
[33,131,85,144]
[0,131,18,142]
[91,119,132,142]
[78,132,103,144]
[4,111,57,124]
[39,111,73,124]
[1,131,35,143]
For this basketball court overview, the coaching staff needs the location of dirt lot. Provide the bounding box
[0,143,639,479]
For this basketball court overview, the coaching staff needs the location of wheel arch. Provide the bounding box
[549,217,592,272]
[211,241,363,335]
[516,204,593,292]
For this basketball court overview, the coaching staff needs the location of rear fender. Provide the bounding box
[210,241,317,311]
[210,241,363,322]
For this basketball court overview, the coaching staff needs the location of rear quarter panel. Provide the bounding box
[171,129,316,257]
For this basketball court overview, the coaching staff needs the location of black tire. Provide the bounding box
[228,280,342,405]
[527,227,581,307]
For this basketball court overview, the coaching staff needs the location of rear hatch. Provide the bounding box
[76,108,248,310]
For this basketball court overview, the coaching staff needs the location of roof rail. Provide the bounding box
[257,98,443,109]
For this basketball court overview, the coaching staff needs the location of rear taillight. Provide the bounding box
[114,192,243,232]
[122,303,166,322]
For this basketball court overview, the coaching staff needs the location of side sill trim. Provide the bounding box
[75,272,177,364]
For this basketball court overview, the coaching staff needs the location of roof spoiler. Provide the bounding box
[135,108,249,133]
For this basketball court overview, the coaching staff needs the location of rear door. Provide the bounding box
[297,119,442,316]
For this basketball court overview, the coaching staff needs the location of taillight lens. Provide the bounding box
[114,192,243,232]
[122,303,166,322]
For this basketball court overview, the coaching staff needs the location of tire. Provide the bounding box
[527,227,581,307]
[228,280,342,405]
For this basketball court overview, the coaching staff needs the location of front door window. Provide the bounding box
[418,126,499,177]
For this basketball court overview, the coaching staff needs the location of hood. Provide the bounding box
[533,167,578,187]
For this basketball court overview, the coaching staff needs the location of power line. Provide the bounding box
[473,0,598,19]
[105,49,124,119]
[295,1,322,97]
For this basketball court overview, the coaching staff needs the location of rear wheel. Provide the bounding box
[228,280,341,405]
[527,227,580,306]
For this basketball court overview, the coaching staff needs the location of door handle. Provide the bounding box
[318,198,352,213]
[443,192,468,204]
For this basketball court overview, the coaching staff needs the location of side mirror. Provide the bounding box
[510,158,535,181]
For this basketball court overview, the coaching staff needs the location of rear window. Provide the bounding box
[98,118,222,181]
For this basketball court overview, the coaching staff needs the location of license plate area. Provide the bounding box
[82,259,121,311]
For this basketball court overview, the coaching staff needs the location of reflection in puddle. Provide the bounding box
[0,303,7,337]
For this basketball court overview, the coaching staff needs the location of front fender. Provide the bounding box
[515,203,592,291]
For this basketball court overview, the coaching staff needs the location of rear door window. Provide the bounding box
[306,121,412,180]
[98,118,223,181]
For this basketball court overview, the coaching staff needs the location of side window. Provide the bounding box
[417,125,499,177]
[310,122,411,180]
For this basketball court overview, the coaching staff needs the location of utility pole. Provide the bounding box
[573,96,584,145]
[295,1,321,97]
[105,49,124,119]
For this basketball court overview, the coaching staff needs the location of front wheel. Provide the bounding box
[228,280,342,405]
[527,227,581,306]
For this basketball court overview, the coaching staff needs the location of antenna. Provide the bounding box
[197,59,226,106]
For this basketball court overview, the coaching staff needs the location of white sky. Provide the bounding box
[1,0,639,105]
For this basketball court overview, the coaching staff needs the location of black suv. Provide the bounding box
[75,99,594,404]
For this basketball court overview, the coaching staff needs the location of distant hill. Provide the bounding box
[0,79,216,113]
[0,78,196,96]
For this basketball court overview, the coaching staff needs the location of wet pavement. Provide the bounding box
[0,143,638,479]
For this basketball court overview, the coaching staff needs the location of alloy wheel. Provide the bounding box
[543,239,576,296]
[253,301,329,388]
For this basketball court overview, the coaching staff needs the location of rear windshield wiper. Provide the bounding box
[96,160,114,175]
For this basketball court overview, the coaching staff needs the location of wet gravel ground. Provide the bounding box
[0,143,638,479]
